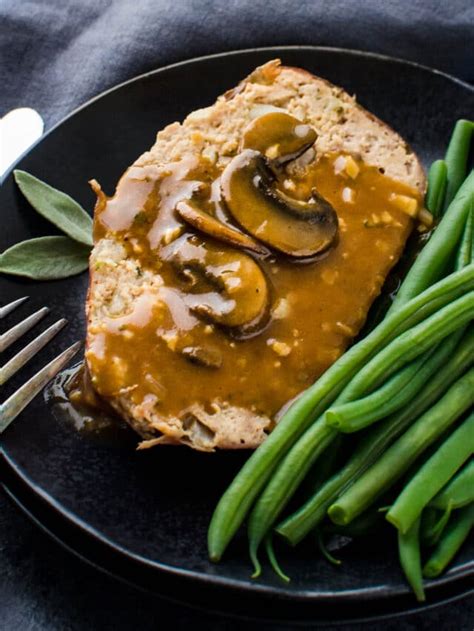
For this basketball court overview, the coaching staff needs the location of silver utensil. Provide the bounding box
[1,108,44,178]
[0,297,80,433]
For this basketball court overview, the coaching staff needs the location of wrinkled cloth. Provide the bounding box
[1,0,473,129]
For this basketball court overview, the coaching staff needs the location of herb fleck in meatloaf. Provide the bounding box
[86,60,425,451]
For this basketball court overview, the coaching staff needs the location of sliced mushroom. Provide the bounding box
[221,149,338,258]
[181,345,222,368]
[162,233,270,335]
[242,111,317,164]
[175,200,267,254]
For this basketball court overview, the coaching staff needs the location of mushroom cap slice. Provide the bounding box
[221,150,338,258]
[175,200,267,254]
[162,233,270,334]
[242,111,317,164]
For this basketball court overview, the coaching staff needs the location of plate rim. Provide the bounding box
[3,461,474,625]
[2,45,473,616]
[4,447,473,604]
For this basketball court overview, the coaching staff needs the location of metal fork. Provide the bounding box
[0,297,81,433]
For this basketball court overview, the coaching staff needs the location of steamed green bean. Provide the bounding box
[276,327,474,545]
[329,201,474,434]
[208,266,474,561]
[443,119,474,212]
[388,171,474,313]
[423,504,474,578]
[398,517,425,602]
[455,205,473,270]
[326,291,474,433]
[264,535,290,583]
[420,506,453,547]
[387,413,474,533]
[430,459,474,510]
[324,350,433,433]
[247,295,474,562]
[426,159,447,217]
[328,369,474,525]
[323,506,382,538]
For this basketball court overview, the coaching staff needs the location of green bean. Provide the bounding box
[208,265,474,561]
[472,212,474,262]
[317,530,342,566]
[455,204,473,270]
[328,369,474,526]
[326,291,474,432]
[302,434,343,497]
[398,517,425,602]
[420,507,441,544]
[330,208,474,434]
[325,350,433,433]
[248,423,335,574]
[264,535,290,583]
[388,171,474,314]
[426,159,447,218]
[430,459,474,510]
[323,507,382,538]
[443,120,474,212]
[423,503,474,578]
[247,295,474,563]
[420,504,453,547]
[387,413,474,533]
[276,327,474,546]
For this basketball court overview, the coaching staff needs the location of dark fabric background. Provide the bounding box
[1,1,473,629]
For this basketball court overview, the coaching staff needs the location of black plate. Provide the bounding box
[1,47,473,624]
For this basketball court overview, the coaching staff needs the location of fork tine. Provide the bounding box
[0,296,29,319]
[0,341,81,434]
[0,318,68,386]
[0,306,49,353]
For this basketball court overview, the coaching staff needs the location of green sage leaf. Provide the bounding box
[0,236,90,280]
[14,170,93,246]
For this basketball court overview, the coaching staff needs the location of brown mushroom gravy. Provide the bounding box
[87,144,421,424]
[45,363,132,443]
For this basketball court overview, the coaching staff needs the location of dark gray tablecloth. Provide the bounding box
[1,1,473,628]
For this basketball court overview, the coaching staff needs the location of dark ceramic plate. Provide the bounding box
[1,47,473,624]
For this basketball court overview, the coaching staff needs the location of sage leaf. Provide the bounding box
[0,236,90,280]
[14,170,93,246]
